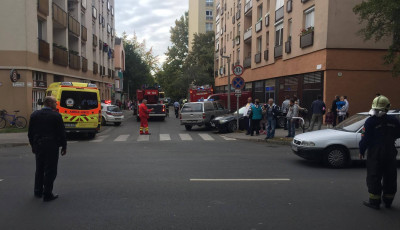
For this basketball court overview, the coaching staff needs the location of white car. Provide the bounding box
[101,104,124,126]
[291,110,400,168]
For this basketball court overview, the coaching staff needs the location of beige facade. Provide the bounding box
[0,0,116,120]
[113,37,125,102]
[189,0,215,51]
[214,0,399,114]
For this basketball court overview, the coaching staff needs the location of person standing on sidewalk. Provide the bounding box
[331,95,339,127]
[28,96,67,202]
[337,96,347,123]
[264,98,280,139]
[250,99,262,136]
[281,95,290,130]
[308,95,326,131]
[359,95,400,210]
[286,99,299,138]
[243,97,253,135]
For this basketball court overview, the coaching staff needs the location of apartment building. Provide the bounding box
[0,0,117,119]
[189,0,215,51]
[114,37,126,103]
[214,0,400,114]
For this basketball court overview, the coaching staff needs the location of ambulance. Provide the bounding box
[45,82,101,138]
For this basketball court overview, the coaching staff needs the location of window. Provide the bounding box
[266,31,270,48]
[182,103,203,112]
[288,19,292,39]
[38,20,44,40]
[276,0,284,10]
[60,91,99,110]
[206,23,213,32]
[206,10,213,20]
[206,0,213,7]
[275,22,283,46]
[257,36,262,53]
[305,7,315,29]
[82,0,87,9]
[257,4,263,21]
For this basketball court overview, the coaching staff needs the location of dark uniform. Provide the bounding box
[359,114,400,208]
[28,107,67,198]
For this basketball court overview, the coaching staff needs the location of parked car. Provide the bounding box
[291,110,400,168]
[211,106,247,132]
[180,101,229,130]
[101,103,124,126]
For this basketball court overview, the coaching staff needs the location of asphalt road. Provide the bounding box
[0,110,399,230]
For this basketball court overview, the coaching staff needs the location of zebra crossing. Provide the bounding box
[83,133,236,143]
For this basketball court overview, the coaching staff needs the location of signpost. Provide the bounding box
[232,65,244,131]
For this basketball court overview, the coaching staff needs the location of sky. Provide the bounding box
[115,0,189,65]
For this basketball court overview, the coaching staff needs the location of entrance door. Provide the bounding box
[32,90,45,111]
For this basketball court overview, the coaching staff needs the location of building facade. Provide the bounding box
[189,0,215,51]
[214,0,400,114]
[0,0,116,119]
[114,37,125,104]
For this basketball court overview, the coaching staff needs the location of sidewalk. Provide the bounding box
[0,132,29,148]
[220,128,295,145]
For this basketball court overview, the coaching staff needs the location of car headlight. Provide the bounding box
[302,141,316,147]
[220,119,229,124]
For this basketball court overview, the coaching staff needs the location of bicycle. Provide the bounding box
[0,110,28,129]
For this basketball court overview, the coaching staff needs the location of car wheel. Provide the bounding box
[324,146,348,168]
[227,121,237,133]
[101,116,106,126]
[114,122,121,126]
[185,125,192,131]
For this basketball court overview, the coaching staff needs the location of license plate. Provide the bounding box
[211,123,216,127]
[64,123,76,128]
[115,118,120,120]
[291,145,298,152]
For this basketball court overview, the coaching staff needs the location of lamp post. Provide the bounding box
[221,55,231,111]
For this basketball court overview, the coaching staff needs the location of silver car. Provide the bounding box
[180,101,228,131]
[101,104,124,126]
[291,110,400,168]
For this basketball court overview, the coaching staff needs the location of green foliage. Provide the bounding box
[353,0,400,76]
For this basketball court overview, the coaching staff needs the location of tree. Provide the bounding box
[353,0,400,76]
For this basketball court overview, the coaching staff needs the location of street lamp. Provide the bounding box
[221,55,231,111]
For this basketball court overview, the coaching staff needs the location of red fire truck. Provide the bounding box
[189,86,214,102]
[135,87,167,121]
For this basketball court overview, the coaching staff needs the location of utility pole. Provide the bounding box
[222,56,231,111]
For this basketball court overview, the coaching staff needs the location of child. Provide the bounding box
[325,109,334,128]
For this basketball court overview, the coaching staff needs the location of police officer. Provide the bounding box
[28,96,67,202]
[359,95,400,209]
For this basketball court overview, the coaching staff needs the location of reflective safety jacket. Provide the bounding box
[139,103,150,119]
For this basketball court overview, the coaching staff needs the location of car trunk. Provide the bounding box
[180,103,204,122]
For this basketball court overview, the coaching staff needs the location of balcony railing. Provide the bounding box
[93,34,98,47]
[300,31,314,48]
[81,25,87,41]
[255,19,262,32]
[82,57,88,72]
[68,15,80,37]
[53,45,68,66]
[93,62,98,74]
[287,0,293,13]
[274,45,283,58]
[264,49,269,61]
[244,27,252,41]
[38,39,50,62]
[285,40,292,53]
[236,10,241,20]
[38,0,49,16]
[275,6,284,22]
[255,53,261,63]
[244,0,252,14]
[244,57,251,68]
[52,3,67,28]
[69,52,81,70]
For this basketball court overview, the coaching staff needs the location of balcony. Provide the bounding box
[255,19,262,33]
[244,0,252,15]
[82,57,88,72]
[216,14,220,22]
[236,10,241,20]
[285,40,291,53]
[255,53,261,63]
[287,0,293,13]
[275,6,284,22]
[38,39,50,62]
[52,3,67,28]
[81,25,87,42]
[300,31,314,48]
[69,52,81,70]
[244,57,251,68]
[38,0,49,16]
[264,49,269,61]
[274,45,283,58]
[244,27,252,41]
[93,34,98,47]
[68,15,80,37]
[53,45,68,66]
[93,62,98,74]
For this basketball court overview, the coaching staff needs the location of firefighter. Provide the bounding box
[359,95,400,210]
[139,99,153,135]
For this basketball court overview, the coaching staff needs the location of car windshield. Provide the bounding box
[334,114,369,132]
[107,106,121,112]
[233,107,246,115]
[60,91,98,110]
[181,103,203,112]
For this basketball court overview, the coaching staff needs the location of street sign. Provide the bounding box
[233,65,244,76]
[232,76,245,89]
[235,89,241,96]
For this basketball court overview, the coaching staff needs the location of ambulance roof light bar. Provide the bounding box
[87,83,97,88]
[60,82,73,86]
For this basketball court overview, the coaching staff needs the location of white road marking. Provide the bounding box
[0,179,3,182]
[198,134,215,141]
[114,135,130,142]
[190,179,291,182]
[160,134,171,141]
[221,136,236,141]
[90,135,109,143]
[137,135,150,142]
[179,134,193,141]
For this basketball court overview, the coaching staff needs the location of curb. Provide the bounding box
[231,136,292,146]
[0,143,29,149]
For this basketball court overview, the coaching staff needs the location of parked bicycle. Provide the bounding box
[0,110,27,129]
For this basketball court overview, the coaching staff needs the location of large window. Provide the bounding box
[206,0,213,7]
[206,23,213,32]
[305,7,315,29]
[206,10,213,20]
[275,22,284,46]
[60,91,99,110]
[276,0,284,10]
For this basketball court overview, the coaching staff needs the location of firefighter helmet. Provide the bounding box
[371,95,390,111]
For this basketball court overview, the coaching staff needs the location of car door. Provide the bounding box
[216,102,226,116]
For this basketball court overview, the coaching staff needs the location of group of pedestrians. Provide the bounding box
[330,95,350,127]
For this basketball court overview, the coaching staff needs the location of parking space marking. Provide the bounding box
[190,179,291,182]
[198,134,215,141]
[90,135,109,143]
[137,135,150,142]
[160,134,171,141]
[114,135,130,142]
[221,136,236,141]
[179,134,193,141]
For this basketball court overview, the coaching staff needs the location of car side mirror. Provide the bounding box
[37,99,43,106]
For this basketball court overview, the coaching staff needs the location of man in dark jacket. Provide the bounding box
[263,98,280,139]
[359,95,400,210]
[308,95,326,131]
[28,96,67,202]
[331,95,339,127]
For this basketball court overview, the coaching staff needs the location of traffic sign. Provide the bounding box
[235,89,242,96]
[232,76,245,89]
[233,65,244,76]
